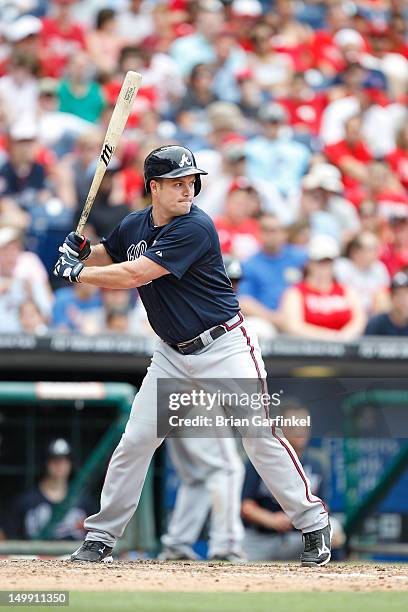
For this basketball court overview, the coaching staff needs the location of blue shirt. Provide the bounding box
[52,287,102,331]
[239,246,307,310]
[365,313,408,336]
[245,136,311,197]
[102,205,240,344]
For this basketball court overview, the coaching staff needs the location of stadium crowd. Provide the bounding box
[0,0,408,339]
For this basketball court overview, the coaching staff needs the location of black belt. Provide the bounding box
[169,313,243,355]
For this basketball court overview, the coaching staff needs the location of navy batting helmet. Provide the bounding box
[144,145,208,196]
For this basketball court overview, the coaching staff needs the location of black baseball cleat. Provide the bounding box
[301,523,332,567]
[70,540,114,563]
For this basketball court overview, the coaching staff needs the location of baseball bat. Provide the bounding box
[75,71,143,235]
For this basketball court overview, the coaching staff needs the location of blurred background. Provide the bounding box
[0,0,407,562]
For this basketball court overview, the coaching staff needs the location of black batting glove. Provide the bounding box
[53,251,84,283]
[63,232,91,260]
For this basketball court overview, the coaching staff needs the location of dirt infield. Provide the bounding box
[0,560,407,592]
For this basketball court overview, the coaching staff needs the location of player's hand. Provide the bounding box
[62,232,91,260]
[53,251,84,283]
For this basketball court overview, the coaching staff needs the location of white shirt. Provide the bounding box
[334,257,390,314]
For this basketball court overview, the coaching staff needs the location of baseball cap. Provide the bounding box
[333,28,365,49]
[258,102,288,124]
[308,235,340,261]
[47,438,72,458]
[198,0,224,12]
[6,16,42,42]
[207,102,244,131]
[0,227,21,248]
[232,0,262,18]
[391,271,408,290]
[302,164,343,193]
[228,176,255,194]
[9,119,38,141]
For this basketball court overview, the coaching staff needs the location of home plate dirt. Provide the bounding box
[1,560,407,592]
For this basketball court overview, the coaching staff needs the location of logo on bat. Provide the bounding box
[101,144,114,167]
[124,86,136,103]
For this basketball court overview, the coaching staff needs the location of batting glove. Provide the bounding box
[53,252,84,283]
[62,232,91,260]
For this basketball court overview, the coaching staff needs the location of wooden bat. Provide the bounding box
[75,71,143,235]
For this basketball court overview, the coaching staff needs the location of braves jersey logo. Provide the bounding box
[127,240,147,261]
[179,153,192,168]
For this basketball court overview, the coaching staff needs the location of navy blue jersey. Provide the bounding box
[101,204,240,343]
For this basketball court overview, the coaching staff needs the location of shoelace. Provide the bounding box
[302,531,319,552]
[82,541,106,552]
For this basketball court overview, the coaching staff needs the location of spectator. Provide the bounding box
[52,282,102,333]
[56,128,102,210]
[247,22,293,96]
[386,121,408,191]
[0,119,47,207]
[277,72,328,140]
[335,232,390,315]
[380,214,408,276]
[214,178,261,261]
[365,271,408,336]
[211,29,247,103]
[366,161,408,221]
[239,213,307,338]
[324,113,373,204]
[105,307,130,333]
[246,102,311,198]
[178,63,218,116]
[57,52,106,123]
[170,0,225,76]
[81,163,129,239]
[0,227,52,333]
[116,0,155,47]
[241,400,345,560]
[40,0,86,78]
[280,235,366,340]
[0,50,39,124]
[296,163,361,244]
[19,299,48,335]
[86,8,123,76]
[197,138,285,220]
[5,438,94,540]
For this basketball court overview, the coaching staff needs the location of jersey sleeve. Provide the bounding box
[100,221,124,263]
[143,221,212,279]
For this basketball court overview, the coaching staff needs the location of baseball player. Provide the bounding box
[159,256,245,562]
[54,145,331,566]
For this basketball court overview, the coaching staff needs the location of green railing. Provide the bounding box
[0,382,156,554]
[343,390,408,537]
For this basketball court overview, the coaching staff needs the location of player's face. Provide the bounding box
[152,175,197,218]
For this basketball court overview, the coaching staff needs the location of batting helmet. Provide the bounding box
[144,145,208,196]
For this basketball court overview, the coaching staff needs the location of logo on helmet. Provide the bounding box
[179,153,192,168]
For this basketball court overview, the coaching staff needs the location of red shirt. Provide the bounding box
[296,281,353,330]
[324,138,373,200]
[380,243,408,277]
[277,92,327,135]
[214,217,260,260]
[376,189,408,221]
[40,18,86,77]
[120,168,144,205]
[386,148,408,190]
